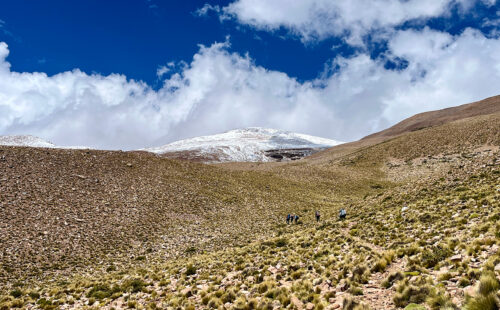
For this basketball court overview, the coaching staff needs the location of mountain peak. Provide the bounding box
[143,127,342,163]
[0,135,56,148]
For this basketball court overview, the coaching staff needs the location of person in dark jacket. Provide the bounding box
[286,214,291,224]
[294,214,299,224]
[315,210,320,222]
[339,208,346,220]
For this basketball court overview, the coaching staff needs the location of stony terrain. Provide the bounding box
[0,103,499,309]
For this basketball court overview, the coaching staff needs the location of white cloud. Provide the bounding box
[381,27,500,121]
[1,27,500,149]
[156,65,170,78]
[219,0,484,44]
[0,41,335,149]
[194,4,221,17]
[482,0,497,6]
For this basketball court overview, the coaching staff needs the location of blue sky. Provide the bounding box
[0,0,351,85]
[0,0,500,149]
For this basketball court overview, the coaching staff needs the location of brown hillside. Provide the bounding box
[0,100,499,309]
[363,94,500,141]
[0,146,349,287]
[300,95,500,164]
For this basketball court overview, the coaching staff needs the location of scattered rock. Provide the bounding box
[450,254,462,262]
[291,296,304,310]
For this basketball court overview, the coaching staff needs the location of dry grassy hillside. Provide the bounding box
[362,95,500,141]
[0,102,499,310]
[299,95,500,165]
[0,147,343,287]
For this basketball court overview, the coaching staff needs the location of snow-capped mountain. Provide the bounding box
[0,135,57,148]
[0,135,90,150]
[143,128,343,163]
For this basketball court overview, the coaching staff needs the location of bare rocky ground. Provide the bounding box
[0,111,499,309]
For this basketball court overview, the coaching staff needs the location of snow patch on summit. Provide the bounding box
[0,135,56,148]
[143,128,342,162]
[0,135,90,150]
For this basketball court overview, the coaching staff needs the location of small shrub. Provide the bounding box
[185,264,197,276]
[122,278,145,293]
[88,284,111,300]
[421,246,452,268]
[275,238,288,247]
[10,290,22,298]
[28,291,40,299]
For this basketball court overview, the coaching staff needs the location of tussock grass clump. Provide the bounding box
[351,265,370,283]
[382,271,404,288]
[343,296,371,310]
[87,283,120,300]
[426,291,455,310]
[464,294,499,310]
[185,264,197,276]
[121,278,146,293]
[393,280,431,308]
[478,272,500,295]
[9,289,22,298]
[421,246,452,268]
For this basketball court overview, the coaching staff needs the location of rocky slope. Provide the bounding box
[0,98,499,310]
[143,128,342,163]
[362,94,500,141]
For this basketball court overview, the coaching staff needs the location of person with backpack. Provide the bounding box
[286,214,291,224]
[294,214,299,224]
[339,208,346,220]
[315,210,320,222]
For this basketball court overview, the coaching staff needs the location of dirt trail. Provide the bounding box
[339,223,406,310]
[359,258,405,310]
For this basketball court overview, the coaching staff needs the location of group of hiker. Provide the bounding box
[286,213,300,224]
[285,208,347,224]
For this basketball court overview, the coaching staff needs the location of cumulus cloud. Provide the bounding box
[219,0,485,44]
[1,26,500,149]
[0,41,335,149]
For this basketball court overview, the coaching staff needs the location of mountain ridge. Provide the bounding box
[143,127,343,163]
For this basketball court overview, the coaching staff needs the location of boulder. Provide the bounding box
[290,296,304,310]
[450,254,462,262]
[181,286,192,297]
[463,284,478,298]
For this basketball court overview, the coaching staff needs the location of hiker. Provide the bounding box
[286,214,291,224]
[339,208,346,220]
[294,214,299,224]
[315,210,320,222]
